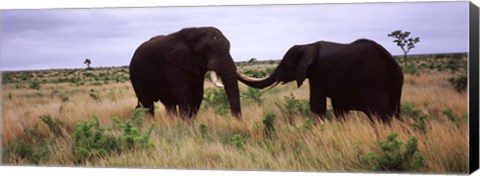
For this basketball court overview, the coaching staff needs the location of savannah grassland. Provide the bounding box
[1,54,469,174]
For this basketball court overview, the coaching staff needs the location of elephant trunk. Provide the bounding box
[217,63,242,118]
[237,70,279,89]
[209,55,242,119]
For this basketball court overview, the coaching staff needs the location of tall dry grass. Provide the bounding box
[1,67,468,174]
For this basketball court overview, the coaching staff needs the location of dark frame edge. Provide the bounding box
[469,1,480,174]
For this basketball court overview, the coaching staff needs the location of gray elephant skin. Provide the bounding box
[238,39,404,123]
[129,26,241,119]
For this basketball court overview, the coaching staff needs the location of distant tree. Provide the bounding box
[388,30,420,67]
[248,58,257,63]
[84,58,92,69]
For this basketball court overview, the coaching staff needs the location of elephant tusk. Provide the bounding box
[214,81,224,88]
[236,72,268,82]
[210,71,224,87]
[266,81,281,89]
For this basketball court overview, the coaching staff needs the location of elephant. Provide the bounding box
[129,26,241,119]
[237,39,404,123]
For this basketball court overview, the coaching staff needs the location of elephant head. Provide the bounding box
[237,44,318,89]
[172,27,241,117]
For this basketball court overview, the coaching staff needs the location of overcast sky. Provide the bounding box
[0,1,470,71]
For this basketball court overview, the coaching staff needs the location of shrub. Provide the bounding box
[4,138,50,164]
[302,117,314,130]
[283,94,310,116]
[199,123,210,140]
[363,133,424,171]
[277,93,310,124]
[39,114,68,137]
[231,133,246,149]
[402,65,418,75]
[203,87,230,116]
[72,109,154,163]
[447,74,467,93]
[89,89,100,101]
[442,108,457,123]
[59,94,69,102]
[29,81,41,90]
[242,69,268,78]
[400,102,423,118]
[262,112,276,138]
[400,102,427,133]
[242,87,265,105]
[411,114,427,134]
[113,108,154,150]
[4,125,50,164]
[72,116,119,163]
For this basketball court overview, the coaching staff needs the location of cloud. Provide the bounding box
[0,2,469,71]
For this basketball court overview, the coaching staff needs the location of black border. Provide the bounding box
[469,2,480,174]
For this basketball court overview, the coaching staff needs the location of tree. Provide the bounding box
[84,58,92,69]
[248,58,257,63]
[387,30,420,67]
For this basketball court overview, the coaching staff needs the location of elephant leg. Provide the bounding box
[170,89,194,119]
[364,111,375,123]
[163,102,178,116]
[138,98,155,116]
[333,108,348,121]
[331,99,350,121]
[191,82,205,117]
[165,67,195,119]
[165,105,177,115]
[364,90,394,124]
[160,96,178,116]
[309,79,327,120]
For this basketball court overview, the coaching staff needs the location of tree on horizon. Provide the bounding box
[388,30,420,67]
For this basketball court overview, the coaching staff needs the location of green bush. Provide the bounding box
[284,94,310,116]
[302,117,314,130]
[39,114,67,137]
[72,116,119,163]
[89,89,100,101]
[4,138,50,164]
[59,94,69,102]
[277,94,310,124]
[4,125,51,164]
[402,65,418,75]
[262,112,276,138]
[199,123,210,140]
[231,133,246,149]
[400,102,427,133]
[241,68,273,78]
[400,102,423,118]
[29,81,41,90]
[72,108,154,163]
[412,115,427,134]
[203,87,230,116]
[113,108,154,150]
[442,108,457,123]
[447,74,467,93]
[363,133,424,171]
[242,87,265,105]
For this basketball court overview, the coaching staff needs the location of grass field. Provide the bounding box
[1,55,469,174]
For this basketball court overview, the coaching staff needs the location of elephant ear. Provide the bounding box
[164,36,202,75]
[295,45,317,88]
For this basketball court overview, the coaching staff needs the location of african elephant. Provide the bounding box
[129,26,241,119]
[237,39,404,123]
